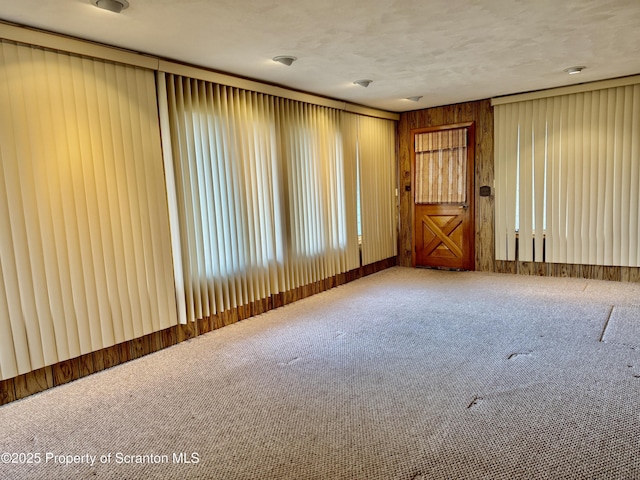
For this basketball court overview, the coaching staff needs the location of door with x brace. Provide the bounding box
[412,124,475,270]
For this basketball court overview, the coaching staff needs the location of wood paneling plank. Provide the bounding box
[15,370,50,399]
[227,309,239,326]
[103,345,121,369]
[119,343,131,364]
[52,359,79,387]
[149,331,163,353]
[533,262,548,276]
[162,326,178,348]
[495,260,517,274]
[603,266,621,282]
[78,353,94,377]
[0,378,16,405]
[212,314,224,330]
[92,349,105,372]
[621,267,640,283]
[178,322,197,342]
[272,293,283,309]
[199,316,213,334]
[129,337,146,360]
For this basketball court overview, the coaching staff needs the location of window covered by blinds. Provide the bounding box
[0,41,177,381]
[494,82,640,266]
[159,74,362,322]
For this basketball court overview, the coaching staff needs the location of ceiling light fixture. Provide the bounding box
[353,79,372,88]
[406,96,423,102]
[564,66,586,75]
[92,0,129,13]
[273,56,297,66]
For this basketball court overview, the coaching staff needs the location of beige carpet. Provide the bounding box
[1,266,640,479]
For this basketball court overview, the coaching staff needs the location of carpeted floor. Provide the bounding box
[1,266,639,479]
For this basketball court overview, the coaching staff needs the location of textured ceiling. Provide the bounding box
[0,0,639,112]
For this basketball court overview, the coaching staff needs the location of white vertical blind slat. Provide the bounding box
[245,92,262,303]
[557,95,569,263]
[8,44,49,368]
[341,113,360,271]
[493,104,505,260]
[233,90,251,308]
[192,79,211,318]
[19,46,61,365]
[604,89,616,265]
[107,63,135,341]
[167,76,197,323]
[546,97,560,263]
[202,83,219,314]
[620,86,633,266]
[87,58,121,345]
[595,92,607,264]
[631,86,640,265]
[581,93,593,264]
[567,94,584,263]
[167,75,199,320]
[156,72,188,325]
[133,67,164,334]
[533,99,546,262]
[612,88,625,264]
[29,48,69,357]
[586,92,598,264]
[207,83,226,313]
[519,101,533,261]
[64,52,95,353]
[0,43,32,376]
[506,104,519,260]
[146,73,179,332]
[80,56,114,347]
[122,65,151,338]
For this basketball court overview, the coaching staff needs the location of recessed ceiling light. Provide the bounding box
[273,56,297,66]
[406,96,423,102]
[564,66,586,75]
[92,0,129,13]
[353,79,373,88]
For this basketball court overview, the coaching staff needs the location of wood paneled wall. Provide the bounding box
[495,261,640,282]
[0,257,397,406]
[398,99,640,282]
[397,100,494,271]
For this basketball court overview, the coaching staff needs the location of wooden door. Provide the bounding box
[412,124,475,270]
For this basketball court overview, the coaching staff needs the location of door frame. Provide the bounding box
[410,122,476,269]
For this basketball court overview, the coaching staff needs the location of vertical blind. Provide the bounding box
[355,115,398,266]
[0,34,398,381]
[339,111,361,270]
[495,83,640,266]
[160,74,367,322]
[0,41,177,380]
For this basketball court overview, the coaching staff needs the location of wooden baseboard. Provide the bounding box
[494,260,640,282]
[0,256,397,406]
